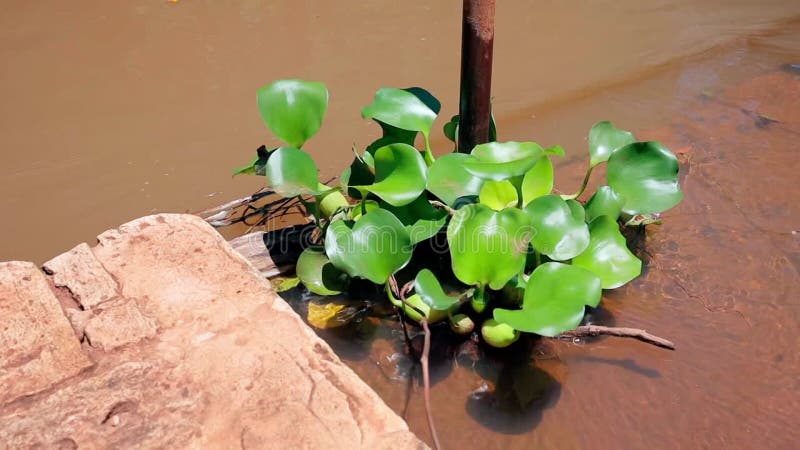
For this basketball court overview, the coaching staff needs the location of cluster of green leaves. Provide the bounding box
[236,79,683,347]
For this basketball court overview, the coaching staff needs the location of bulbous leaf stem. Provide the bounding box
[423,133,435,166]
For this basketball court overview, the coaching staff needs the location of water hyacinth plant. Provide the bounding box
[235,79,683,347]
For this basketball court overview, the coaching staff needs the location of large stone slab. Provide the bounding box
[0,261,93,405]
[43,243,119,309]
[0,214,426,449]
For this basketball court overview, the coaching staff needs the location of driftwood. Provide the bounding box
[226,223,316,278]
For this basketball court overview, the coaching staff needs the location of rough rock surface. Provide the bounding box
[0,214,426,449]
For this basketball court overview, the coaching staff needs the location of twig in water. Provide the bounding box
[556,325,675,350]
[391,278,441,450]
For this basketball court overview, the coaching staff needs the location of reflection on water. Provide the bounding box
[1,1,799,449]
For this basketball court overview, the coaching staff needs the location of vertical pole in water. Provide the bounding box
[457,0,496,153]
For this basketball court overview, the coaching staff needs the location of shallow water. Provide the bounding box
[2,2,800,449]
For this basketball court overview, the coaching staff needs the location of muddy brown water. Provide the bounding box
[2,2,800,449]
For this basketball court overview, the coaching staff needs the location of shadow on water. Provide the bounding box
[574,355,661,379]
[464,338,562,435]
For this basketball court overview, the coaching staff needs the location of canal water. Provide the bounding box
[2,2,798,449]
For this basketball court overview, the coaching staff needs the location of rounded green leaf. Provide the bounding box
[381,195,447,244]
[607,141,683,214]
[584,185,626,222]
[520,156,554,206]
[355,143,427,207]
[264,147,322,196]
[296,247,348,295]
[324,209,412,284]
[426,153,484,206]
[572,216,642,289]
[525,195,590,260]
[588,121,635,167]
[493,262,602,336]
[479,180,518,210]
[446,204,532,290]
[464,142,544,180]
[566,199,586,222]
[414,269,461,311]
[257,80,328,148]
[361,88,437,136]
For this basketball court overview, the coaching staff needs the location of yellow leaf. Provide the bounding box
[307,302,346,329]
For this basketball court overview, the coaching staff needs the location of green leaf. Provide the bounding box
[365,121,418,156]
[355,143,427,207]
[426,153,484,206]
[447,204,532,290]
[573,216,642,289]
[584,185,626,222]
[520,156,554,206]
[464,141,544,180]
[479,180,518,210]
[414,269,461,310]
[403,87,441,115]
[525,195,590,260]
[443,115,459,144]
[544,145,565,157]
[341,155,375,199]
[442,114,498,147]
[264,147,322,196]
[566,199,586,222]
[233,145,271,176]
[296,247,348,295]
[607,141,683,214]
[361,88,437,137]
[382,195,447,244]
[588,121,635,167]
[257,80,328,148]
[494,262,602,336]
[324,209,412,284]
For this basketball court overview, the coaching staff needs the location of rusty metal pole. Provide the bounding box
[457,0,496,153]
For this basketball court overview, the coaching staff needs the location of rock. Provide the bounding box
[83,299,157,351]
[43,242,119,309]
[0,214,426,449]
[0,261,93,405]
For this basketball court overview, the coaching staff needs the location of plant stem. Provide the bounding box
[429,200,456,216]
[565,165,594,200]
[423,133,435,166]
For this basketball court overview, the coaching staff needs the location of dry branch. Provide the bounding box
[556,325,675,350]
